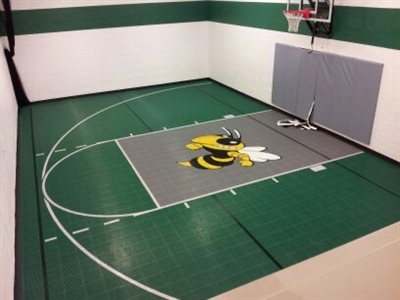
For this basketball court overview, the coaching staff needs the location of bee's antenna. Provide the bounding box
[233,129,241,141]
[221,127,232,137]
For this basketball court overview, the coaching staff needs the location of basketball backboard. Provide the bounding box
[284,0,334,38]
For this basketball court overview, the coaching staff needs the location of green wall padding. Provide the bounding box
[12,1,208,35]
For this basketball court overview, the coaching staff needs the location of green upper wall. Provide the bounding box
[209,1,400,50]
[10,1,208,35]
[6,1,400,50]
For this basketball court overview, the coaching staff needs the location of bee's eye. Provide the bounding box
[217,138,239,145]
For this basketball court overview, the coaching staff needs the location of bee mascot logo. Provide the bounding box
[178,127,281,170]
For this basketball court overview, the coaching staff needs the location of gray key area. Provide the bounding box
[117,111,361,207]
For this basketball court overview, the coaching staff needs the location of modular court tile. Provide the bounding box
[117,111,361,207]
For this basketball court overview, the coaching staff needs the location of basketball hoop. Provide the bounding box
[283,9,311,33]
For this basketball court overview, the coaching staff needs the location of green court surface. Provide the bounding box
[16,80,400,299]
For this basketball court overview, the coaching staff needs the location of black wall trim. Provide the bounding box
[29,109,50,300]
[1,0,15,55]
[4,49,30,106]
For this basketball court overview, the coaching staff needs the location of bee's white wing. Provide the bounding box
[241,146,266,152]
[240,147,281,162]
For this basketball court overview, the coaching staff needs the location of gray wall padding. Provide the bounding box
[272,43,383,145]
[296,52,319,119]
[271,45,303,114]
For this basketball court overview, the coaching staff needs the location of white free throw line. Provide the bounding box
[55,149,66,153]
[45,237,57,243]
[230,190,237,195]
[272,177,279,183]
[104,219,120,226]
[36,153,45,156]
[184,203,190,209]
[72,228,89,235]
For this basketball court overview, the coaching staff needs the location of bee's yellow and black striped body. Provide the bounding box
[185,148,235,170]
[178,127,253,170]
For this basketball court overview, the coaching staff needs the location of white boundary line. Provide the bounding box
[104,219,120,226]
[72,227,89,235]
[45,237,57,243]
[272,177,279,183]
[230,190,237,195]
[115,140,161,208]
[44,201,177,300]
[184,203,190,209]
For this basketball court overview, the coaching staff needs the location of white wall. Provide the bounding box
[14,22,209,101]
[0,39,18,300]
[209,22,400,162]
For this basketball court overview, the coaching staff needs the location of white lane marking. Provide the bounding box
[163,127,168,130]
[41,82,213,179]
[272,177,279,183]
[133,151,364,218]
[115,140,161,209]
[310,165,327,172]
[36,153,45,156]
[72,228,89,235]
[129,133,134,136]
[230,189,237,195]
[45,237,57,243]
[223,114,235,119]
[104,219,120,226]
[44,201,177,300]
[194,121,199,124]
[184,203,190,209]
[75,145,87,149]
[42,142,363,219]
[55,149,66,153]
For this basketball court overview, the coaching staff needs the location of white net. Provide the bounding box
[283,11,303,33]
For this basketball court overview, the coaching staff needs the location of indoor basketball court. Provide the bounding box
[1,1,399,300]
